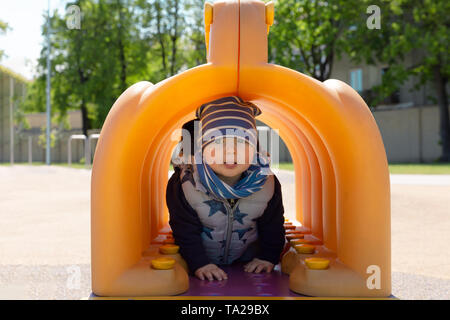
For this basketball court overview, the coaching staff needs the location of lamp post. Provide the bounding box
[9,78,14,165]
[45,0,51,165]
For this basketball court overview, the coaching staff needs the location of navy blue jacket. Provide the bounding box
[166,167,285,274]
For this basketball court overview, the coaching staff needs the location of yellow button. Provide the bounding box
[305,258,330,270]
[290,239,310,246]
[163,238,175,245]
[159,244,179,255]
[151,257,175,270]
[286,230,303,235]
[286,234,304,241]
[294,244,315,254]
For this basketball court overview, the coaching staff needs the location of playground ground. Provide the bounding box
[0,165,449,299]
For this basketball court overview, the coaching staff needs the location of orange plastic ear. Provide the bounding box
[204,2,214,57]
[265,1,274,34]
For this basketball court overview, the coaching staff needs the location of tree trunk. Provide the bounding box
[155,1,167,75]
[80,98,90,137]
[434,65,450,162]
[117,0,127,92]
[170,0,179,76]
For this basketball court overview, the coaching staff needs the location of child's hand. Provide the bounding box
[195,264,228,281]
[244,258,274,273]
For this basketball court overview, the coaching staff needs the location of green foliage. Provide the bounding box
[347,0,449,105]
[269,0,365,81]
[0,19,10,60]
[38,126,57,149]
[24,0,206,134]
[0,20,8,32]
[348,0,449,161]
[278,162,450,174]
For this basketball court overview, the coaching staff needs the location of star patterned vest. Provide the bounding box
[177,162,275,265]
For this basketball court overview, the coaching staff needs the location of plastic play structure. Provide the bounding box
[91,0,391,298]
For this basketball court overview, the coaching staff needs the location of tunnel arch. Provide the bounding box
[142,96,339,253]
[91,0,390,297]
[91,67,389,296]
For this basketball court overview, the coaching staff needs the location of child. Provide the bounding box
[166,96,285,281]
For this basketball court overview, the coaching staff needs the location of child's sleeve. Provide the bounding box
[166,169,211,274]
[255,175,286,265]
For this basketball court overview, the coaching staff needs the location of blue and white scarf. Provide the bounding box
[194,151,271,200]
[192,96,272,200]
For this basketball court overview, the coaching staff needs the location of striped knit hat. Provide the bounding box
[193,96,271,200]
[195,96,261,151]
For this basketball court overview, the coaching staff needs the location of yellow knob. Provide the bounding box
[151,257,175,270]
[305,258,330,270]
[290,239,310,246]
[286,230,303,234]
[294,244,315,254]
[159,244,179,255]
[286,234,304,241]
[163,238,175,245]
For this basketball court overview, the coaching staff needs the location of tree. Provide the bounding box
[25,0,149,135]
[348,0,450,162]
[184,0,207,67]
[268,0,363,81]
[24,0,207,135]
[0,20,10,60]
[136,0,195,80]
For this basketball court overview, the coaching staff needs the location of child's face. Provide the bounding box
[203,137,256,177]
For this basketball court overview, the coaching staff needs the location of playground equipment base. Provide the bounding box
[88,262,396,300]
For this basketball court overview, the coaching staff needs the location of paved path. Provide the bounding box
[0,165,448,299]
[0,166,91,299]
[390,174,450,186]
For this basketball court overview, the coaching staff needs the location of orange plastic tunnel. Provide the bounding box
[91,0,391,297]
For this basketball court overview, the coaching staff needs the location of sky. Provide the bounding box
[0,0,68,80]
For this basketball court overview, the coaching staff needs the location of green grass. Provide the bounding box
[276,162,450,174]
[0,162,89,169]
[388,163,450,174]
[277,162,295,171]
[3,161,450,174]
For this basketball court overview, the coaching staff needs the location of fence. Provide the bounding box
[7,129,100,164]
[372,104,447,163]
[1,103,447,165]
[0,66,28,163]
